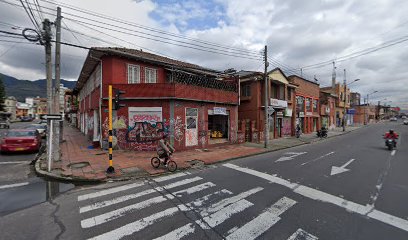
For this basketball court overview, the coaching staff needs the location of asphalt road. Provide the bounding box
[0,121,74,216]
[1,121,407,240]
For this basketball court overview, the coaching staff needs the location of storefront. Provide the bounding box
[270,98,288,139]
[208,107,229,144]
[282,108,293,136]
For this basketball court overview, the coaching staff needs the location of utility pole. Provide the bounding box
[43,18,53,168]
[264,45,269,148]
[53,6,61,161]
[342,69,347,132]
[364,97,367,125]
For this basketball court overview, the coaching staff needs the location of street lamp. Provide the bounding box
[342,69,360,132]
[364,90,378,125]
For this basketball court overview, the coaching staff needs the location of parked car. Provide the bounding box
[404,120,408,125]
[390,117,398,121]
[0,129,42,153]
[20,116,33,122]
[402,116,407,120]
[25,124,47,138]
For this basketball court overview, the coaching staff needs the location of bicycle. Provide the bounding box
[151,153,178,172]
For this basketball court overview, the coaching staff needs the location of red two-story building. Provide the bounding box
[74,47,239,151]
[288,75,320,134]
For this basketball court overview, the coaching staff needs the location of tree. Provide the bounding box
[0,76,5,111]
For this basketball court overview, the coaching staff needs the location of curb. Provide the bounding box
[34,127,362,183]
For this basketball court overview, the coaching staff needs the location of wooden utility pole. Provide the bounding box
[264,45,269,148]
[343,69,347,132]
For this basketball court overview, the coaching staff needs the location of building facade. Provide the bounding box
[319,89,336,129]
[321,83,351,127]
[4,96,17,120]
[238,68,296,142]
[289,75,320,134]
[75,47,239,151]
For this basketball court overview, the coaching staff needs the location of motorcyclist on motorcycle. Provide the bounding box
[384,129,399,147]
[384,129,399,140]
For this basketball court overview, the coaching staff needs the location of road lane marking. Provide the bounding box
[186,189,233,209]
[87,207,179,240]
[0,161,31,165]
[275,152,307,162]
[153,172,191,182]
[225,197,297,240]
[0,182,29,190]
[300,151,335,166]
[330,159,355,176]
[153,223,195,240]
[78,182,145,201]
[223,163,408,232]
[391,150,396,156]
[287,228,318,240]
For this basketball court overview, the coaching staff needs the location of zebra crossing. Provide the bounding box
[77,171,318,240]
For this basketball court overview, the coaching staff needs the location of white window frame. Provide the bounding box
[145,67,157,83]
[128,64,140,84]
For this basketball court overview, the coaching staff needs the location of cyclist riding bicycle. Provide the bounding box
[157,134,175,166]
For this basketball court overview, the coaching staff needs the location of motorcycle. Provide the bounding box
[316,128,328,138]
[295,128,301,138]
[385,138,397,151]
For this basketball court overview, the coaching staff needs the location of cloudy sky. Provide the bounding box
[0,0,407,108]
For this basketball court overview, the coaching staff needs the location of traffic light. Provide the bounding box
[114,89,126,110]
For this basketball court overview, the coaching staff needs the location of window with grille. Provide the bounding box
[145,67,157,83]
[128,64,140,84]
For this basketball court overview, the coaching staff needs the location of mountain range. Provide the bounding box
[0,73,76,102]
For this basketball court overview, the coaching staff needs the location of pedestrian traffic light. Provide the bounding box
[114,89,126,110]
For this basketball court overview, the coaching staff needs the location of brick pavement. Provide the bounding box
[36,123,362,182]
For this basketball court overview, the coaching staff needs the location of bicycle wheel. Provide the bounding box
[151,157,161,168]
[167,161,177,172]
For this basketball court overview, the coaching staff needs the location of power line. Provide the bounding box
[37,0,262,56]
[19,0,41,32]
[2,0,263,61]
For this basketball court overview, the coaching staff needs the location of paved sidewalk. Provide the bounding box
[35,123,362,182]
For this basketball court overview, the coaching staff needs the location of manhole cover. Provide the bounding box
[121,167,143,174]
[68,162,90,169]
[187,159,205,168]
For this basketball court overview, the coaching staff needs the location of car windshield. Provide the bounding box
[6,131,36,137]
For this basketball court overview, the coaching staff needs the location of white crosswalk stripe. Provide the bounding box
[78,182,145,201]
[79,174,303,240]
[79,179,213,214]
[225,197,297,240]
[287,228,318,240]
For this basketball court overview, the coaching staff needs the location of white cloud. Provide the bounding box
[0,0,407,108]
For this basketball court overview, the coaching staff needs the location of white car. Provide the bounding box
[390,117,398,121]
[404,120,408,125]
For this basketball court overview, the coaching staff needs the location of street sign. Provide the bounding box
[267,107,275,120]
[40,114,62,120]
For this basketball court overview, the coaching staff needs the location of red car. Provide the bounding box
[0,129,42,153]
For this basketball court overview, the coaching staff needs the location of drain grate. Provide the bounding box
[187,159,205,168]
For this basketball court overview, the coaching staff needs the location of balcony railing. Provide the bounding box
[103,83,238,104]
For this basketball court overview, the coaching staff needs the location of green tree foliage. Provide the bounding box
[0,76,5,111]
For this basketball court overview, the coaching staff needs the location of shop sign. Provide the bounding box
[276,112,284,118]
[298,112,305,117]
[347,108,356,114]
[284,108,292,117]
[270,98,288,108]
[213,107,227,115]
[306,112,313,116]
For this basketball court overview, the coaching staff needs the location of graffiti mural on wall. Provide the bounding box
[170,116,184,142]
[230,122,237,143]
